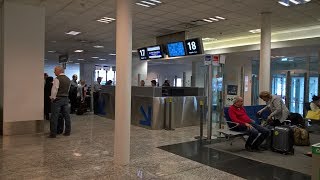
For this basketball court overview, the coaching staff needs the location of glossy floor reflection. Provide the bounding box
[0,114,242,179]
[159,140,311,180]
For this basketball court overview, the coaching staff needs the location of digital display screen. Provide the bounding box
[147,45,163,59]
[59,54,68,63]
[167,41,186,57]
[185,38,203,55]
[138,48,148,60]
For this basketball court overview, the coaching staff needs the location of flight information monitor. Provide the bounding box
[185,38,203,55]
[147,45,163,59]
[167,41,186,57]
[138,47,148,60]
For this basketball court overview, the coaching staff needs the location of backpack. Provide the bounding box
[293,127,310,146]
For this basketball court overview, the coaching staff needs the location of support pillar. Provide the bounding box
[259,12,271,104]
[0,1,45,135]
[114,0,132,165]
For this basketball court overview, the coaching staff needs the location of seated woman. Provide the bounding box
[306,95,320,120]
[258,91,289,127]
[310,95,320,112]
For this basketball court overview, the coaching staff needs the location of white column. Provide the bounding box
[0,1,45,135]
[259,12,271,103]
[114,0,132,165]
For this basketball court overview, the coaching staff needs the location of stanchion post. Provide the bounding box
[200,100,204,139]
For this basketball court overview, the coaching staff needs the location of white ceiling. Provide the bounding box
[8,0,320,65]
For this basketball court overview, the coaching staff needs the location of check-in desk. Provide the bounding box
[101,86,206,130]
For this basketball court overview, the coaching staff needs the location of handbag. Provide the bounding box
[305,110,320,120]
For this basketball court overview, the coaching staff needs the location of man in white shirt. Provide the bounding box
[49,66,71,138]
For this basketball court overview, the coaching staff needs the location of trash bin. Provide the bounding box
[312,143,320,180]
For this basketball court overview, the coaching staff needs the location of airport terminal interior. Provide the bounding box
[1,0,320,179]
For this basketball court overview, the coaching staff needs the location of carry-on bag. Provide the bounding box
[293,127,310,146]
[272,126,294,155]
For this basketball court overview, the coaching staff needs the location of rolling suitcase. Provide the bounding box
[272,126,294,155]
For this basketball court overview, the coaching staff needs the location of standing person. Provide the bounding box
[257,91,289,126]
[151,80,157,87]
[76,80,87,115]
[93,77,102,115]
[69,74,78,114]
[140,80,145,86]
[49,66,71,138]
[44,76,53,120]
[310,95,320,112]
[229,96,270,151]
[162,80,170,87]
[44,73,48,85]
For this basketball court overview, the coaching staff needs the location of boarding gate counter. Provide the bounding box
[100,86,206,130]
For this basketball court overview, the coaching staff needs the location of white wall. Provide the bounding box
[45,61,80,81]
[2,2,45,122]
[132,57,147,86]
[224,55,252,106]
[147,63,192,87]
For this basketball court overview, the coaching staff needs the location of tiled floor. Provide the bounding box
[0,114,242,180]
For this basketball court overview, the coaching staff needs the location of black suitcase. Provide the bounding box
[272,126,294,155]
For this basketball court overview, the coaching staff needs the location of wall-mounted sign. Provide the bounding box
[227,85,238,95]
[185,38,203,55]
[138,47,148,60]
[147,45,163,59]
[167,41,186,57]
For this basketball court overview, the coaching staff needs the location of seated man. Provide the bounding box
[228,96,270,151]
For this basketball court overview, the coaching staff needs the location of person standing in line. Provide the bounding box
[93,77,102,115]
[44,76,53,120]
[69,74,78,114]
[151,80,157,87]
[140,80,145,86]
[49,66,71,138]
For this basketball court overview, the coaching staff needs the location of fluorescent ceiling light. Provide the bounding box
[136,3,150,7]
[149,0,162,3]
[65,31,81,36]
[97,17,116,23]
[141,1,156,5]
[77,59,84,61]
[92,57,99,59]
[215,16,225,20]
[74,49,84,53]
[203,19,213,23]
[209,17,219,21]
[278,1,290,6]
[75,63,80,64]
[109,53,116,56]
[93,45,104,48]
[304,0,311,2]
[48,50,56,53]
[289,0,300,4]
[281,58,288,61]
[249,29,261,33]
[99,58,106,61]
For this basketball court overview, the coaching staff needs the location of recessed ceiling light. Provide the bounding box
[278,0,290,6]
[141,1,156,5]
[203,19,213,23]
[65,31,81,36]
[149,0,162,3]
[97,17,116,24]
[48,50,56,53]
[249,29,261,33]
[75,63,80,64]
[93,45,104,48]
[74,50,84,53]
[202,38,218,41]
[215,16,226,20]
[109,53,116,56]
[92,57,99,59]
[78,59,84,61]
[289,0,300,4]
[136,2,150,7]
[209,17,219,21]
[99,58,106,61]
